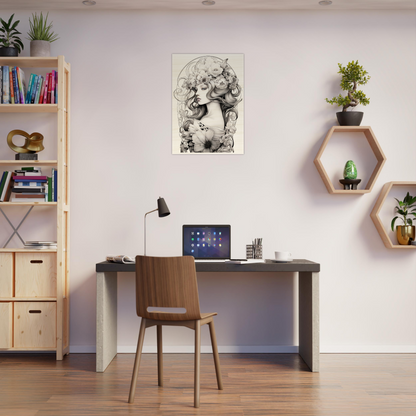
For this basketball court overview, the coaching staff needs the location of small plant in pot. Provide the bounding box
[326,60,370,126]
[391,192,416,245]
[0,14,24,57]
[27,12,59,57]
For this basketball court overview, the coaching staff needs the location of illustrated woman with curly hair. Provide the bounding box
[173,56,243,153]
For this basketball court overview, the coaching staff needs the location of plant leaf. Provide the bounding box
[391,216,398,231]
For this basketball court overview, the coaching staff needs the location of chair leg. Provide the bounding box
[157,325,163,387]
[194,320,201,408]
[208,319,223,390]
[128,318,147,403]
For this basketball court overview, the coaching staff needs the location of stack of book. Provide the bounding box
[0,167,57,202]
[24,241,57,250]
[0,66,58,104]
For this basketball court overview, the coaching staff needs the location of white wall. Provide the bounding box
[1,10,415,353]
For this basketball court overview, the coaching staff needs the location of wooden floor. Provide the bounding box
[0,353,415,416]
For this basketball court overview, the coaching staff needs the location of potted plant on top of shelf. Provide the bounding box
[326,60,370,126]
[391,192,416,245]
[0,14,24,57]
[27,12,59,57]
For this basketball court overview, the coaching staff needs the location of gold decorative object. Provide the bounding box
[7,129,44,154]
[396,225,415,245]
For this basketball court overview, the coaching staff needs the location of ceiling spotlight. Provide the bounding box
[319,0,332,4]
[202,0,215,5]
[82,0,96,5]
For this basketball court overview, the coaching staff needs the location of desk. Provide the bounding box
[96,259,320,373]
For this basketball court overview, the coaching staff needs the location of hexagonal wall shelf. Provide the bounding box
[370,181,416,250]
[314,126,386,194]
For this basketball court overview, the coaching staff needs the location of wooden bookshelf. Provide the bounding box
[0,56,70,359]
[314,126,386,194]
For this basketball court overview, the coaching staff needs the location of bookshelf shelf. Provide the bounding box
[0,248,58,253]
[0,56,70,359]
[0,104,58,113]
[0,160,58,166]
[0,202,58,206]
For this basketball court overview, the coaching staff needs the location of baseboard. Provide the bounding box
[117,345,299,353]
[67,345,416,354]
[321,345,416,353]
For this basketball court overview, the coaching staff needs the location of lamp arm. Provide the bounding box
[144,208,158,256]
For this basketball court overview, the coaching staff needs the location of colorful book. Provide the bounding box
[16,181,46,186]
[0,66,2,103]
[35,76,43,104]
[14,176,48,181]
[47,177,52,202]
[25,73,35,104]
[42,74,49,104]
[47,73,52,103]
[39,75,46,104]
[55,70,58,103]
[1,172,14,202]
[17,67,25,104]
[12,67,19,104]
[3,66,10,104]
[30,75,40,104]
[0,172,8,198]
[51,71,55,104]
[9,67,14,104]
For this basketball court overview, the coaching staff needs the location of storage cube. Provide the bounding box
[14,302,56,348]
[0,302,12,348]
[15,253,57,298]
[0,253,13,297]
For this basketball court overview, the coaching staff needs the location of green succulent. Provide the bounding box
[0,14,24,53]
[391,192,416,231]
[27,12,59,43]
[326,60,370,112]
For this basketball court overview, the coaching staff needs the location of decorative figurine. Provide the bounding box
[7,129,44,160]
[339,160,361,190]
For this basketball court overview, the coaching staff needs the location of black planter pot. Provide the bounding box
[0,47,18,57]
[336,111,364,126]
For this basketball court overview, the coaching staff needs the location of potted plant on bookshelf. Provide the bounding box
[391,192,416,245]
[27,12,59,57]
[0,14,24,57]
[326,60,370,126]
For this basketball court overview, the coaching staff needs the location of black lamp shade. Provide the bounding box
[157,197,170,217]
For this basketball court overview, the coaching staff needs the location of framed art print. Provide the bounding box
[172,54,244,154]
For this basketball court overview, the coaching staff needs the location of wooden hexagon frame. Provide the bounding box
[370,181,416,250]
[314,126,387,194]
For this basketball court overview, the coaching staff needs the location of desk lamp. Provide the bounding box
[144,197,170,255]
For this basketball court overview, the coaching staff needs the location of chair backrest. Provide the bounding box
[135,255,202,321]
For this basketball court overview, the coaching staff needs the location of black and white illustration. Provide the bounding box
[172,54,244,154]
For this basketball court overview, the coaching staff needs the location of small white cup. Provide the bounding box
[275,251,292,261]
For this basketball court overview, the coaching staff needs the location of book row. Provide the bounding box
[0,66,58,105]
[0,167,57,202]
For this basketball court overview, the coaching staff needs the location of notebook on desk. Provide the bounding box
[183,225,231,261]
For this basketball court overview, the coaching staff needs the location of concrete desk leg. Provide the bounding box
[96,272,118,372]
[298,272,319,372]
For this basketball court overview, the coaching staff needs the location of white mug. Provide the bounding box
[275,251,292,261]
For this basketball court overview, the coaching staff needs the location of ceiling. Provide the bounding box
[0,0,415,10]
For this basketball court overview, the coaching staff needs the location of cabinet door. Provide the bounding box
[0,302,12,348]
[15,253,57,298]
[0,253,13,297]
[14,302,56,348]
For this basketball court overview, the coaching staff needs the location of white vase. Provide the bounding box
[30,40,51,57]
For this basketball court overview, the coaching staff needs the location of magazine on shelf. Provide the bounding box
[106,255,135,264]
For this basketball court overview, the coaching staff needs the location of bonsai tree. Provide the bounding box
[391,192,416,231]
[0,14,24,53]
[27,12,59,43]
[326,60,370,112]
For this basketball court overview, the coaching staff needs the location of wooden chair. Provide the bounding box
[128,255,223,408]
